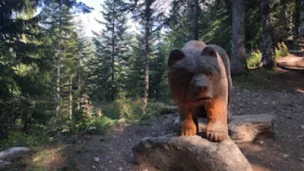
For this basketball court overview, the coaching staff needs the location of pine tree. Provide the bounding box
[40,0,91,121]
[91,0,131,102]
[0,0,51,137]
[231,0,247,75]
[75,19,94,110]
[127,34,145,98]
[261,0,275,68]
[149,41,168,100]
[167,0,193,48]
[131,0,165,110]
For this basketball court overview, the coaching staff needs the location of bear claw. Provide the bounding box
[206,121,228,142]
[179,119,197,136]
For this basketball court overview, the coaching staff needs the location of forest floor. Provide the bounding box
[16,58,304,171]
[276,53,304,70]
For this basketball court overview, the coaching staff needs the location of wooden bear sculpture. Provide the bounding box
[168,40,232,142]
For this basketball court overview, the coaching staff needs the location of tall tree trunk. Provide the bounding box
[77,76,81,110]
[171,0,177,24]
[111,0,116,101]
[143,0,151,111]
[69,77,73,120]
[261,0,275,68]
[231,0,247,75]
[300,0,304,36]
[294,0,301,37]
[56,0,62,116]
[281,0,288,36]
[193,0,199,40]
[171,0,178,47]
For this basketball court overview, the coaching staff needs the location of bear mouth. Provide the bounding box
[197,97,211,101]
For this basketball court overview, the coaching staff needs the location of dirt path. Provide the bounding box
[276,54,304,70]
[23,69,304,171]
[41,88,303,170]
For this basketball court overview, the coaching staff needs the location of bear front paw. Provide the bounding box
[179,119,197,136]
[206,121,228,142]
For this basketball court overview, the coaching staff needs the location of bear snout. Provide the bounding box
[188,74,213,101]
[192,85,208,96]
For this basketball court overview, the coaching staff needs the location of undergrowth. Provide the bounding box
[275,42,289,58]
[247,50,262,69]
[233,67,287,91]
[246,42,289,69]
[0,97,175,151]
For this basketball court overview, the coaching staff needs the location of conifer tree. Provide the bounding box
[131,0,165,110]
[0,0,46,137]
[40,0,91,120]
[91,0,131,102]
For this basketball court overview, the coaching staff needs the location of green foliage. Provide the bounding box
[89,0,131,102]
[149,41,170,100]
[126,35,145,97]
[168,1,232,52]
[0,126,51,150]
[100,102,121,119]
[247,50,262,68]
[0,0,92,146]
[275,42,289,58]
[116,97,143,120]
[81,116,114,134]
[146,102,167,117]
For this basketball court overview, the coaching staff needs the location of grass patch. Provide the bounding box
[81,115,115,134]
[247,50,262,69]
[233,67,291,91]
[0,125,51,151]
[246,42,289,69]
[275,42,289,58]
[93,98,175,123]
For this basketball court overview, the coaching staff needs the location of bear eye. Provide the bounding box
[202,70,213,76]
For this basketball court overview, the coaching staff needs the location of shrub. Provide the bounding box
[247,50,262,68]
[0,125,50,150]
[116,97,143,120]
[83,116,114,134]
[275,42,289,58]
[99,102,121,119]
[146,102,166,116]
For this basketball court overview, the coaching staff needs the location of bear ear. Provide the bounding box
[201,46,217,57]
[168,49,185,67]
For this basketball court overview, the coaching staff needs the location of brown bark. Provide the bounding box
[261,0,275,68]
[69,77,73,120]
[56,0,63,116]
[231,0,247,75]
[294,0,301,37]
[300,0,304,36]
[143,0,152,111]
[193,0,199,40]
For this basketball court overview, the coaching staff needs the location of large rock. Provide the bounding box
[0,147,31,170]
[0,160,11,170]
[174,114,274,143]
[133,134,252,171]
[0,147,31,161]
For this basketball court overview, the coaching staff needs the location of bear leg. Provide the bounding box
[178,104,197,136]
[205,99,229,142]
